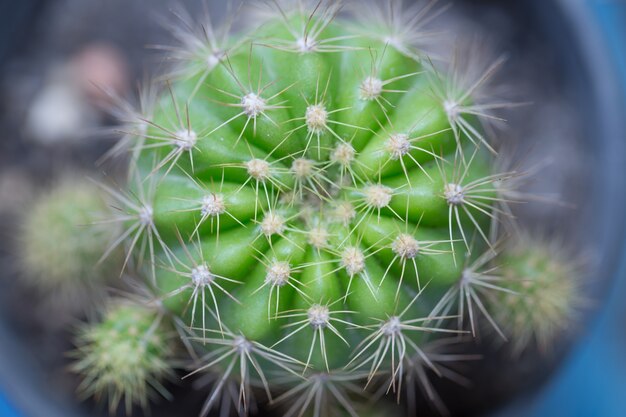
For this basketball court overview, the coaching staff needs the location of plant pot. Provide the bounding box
[0,1,624,416]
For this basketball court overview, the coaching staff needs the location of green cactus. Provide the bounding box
[490,235,585,355]
[18,178,119,309]
[70,300,174,413]
[51,1,584,416]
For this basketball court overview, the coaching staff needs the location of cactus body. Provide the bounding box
[136,10,491,364]
[109,4,505,412]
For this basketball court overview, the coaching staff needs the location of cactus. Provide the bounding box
[489,235,585,355]
[70,300,174,413]
[43,1,584,416]
[18,178,120,309]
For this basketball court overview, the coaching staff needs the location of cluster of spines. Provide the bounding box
[70,300,173,414]
[57,1,584,417]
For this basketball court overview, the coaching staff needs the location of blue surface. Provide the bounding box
[0,395,17,417]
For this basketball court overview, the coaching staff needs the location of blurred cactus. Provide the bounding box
[71,300,173,413]
[9,1,582,415]
[18,178,119,309]
[490,235,584,355]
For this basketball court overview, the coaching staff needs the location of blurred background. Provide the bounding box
[0,0,625,416]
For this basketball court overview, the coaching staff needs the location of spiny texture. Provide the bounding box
[71,301,173,414]
[68,1,582,416]
[491,237,584,355]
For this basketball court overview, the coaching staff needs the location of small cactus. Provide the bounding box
[490,235,585,355]
[18,178,119,309]
[71,300,174,414]
[23,1,584,416]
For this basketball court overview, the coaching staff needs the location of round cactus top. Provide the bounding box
[107,0,514,386]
